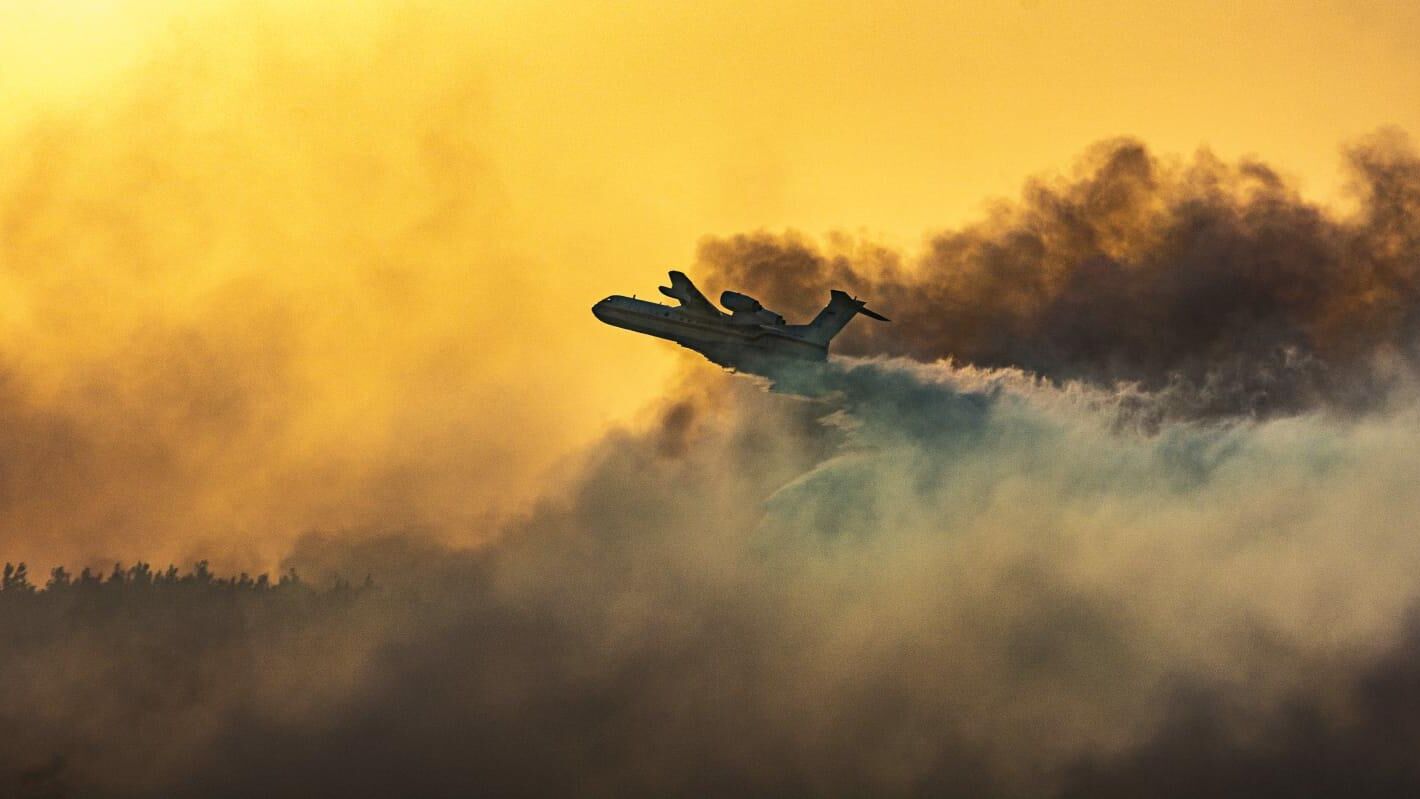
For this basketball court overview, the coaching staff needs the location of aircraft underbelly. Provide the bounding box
[593,301,824,367]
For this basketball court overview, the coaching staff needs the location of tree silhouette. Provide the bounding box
[1,556,375,795]
[1,563,33,593]
[0,560,365,597]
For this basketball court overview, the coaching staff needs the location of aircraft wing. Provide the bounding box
[659,270,723,317]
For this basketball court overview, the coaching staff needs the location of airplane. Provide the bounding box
[593,270,888,374]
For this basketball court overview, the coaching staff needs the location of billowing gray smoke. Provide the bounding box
[697,131,1420,420]
[9,356,1420,796]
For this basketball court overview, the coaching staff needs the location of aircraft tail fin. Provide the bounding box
[799,290,890,346]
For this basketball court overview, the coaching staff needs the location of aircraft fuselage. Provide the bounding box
[592,295,826,371]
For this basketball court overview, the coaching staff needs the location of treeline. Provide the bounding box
[1,557,385,796]
[0,560,373,594]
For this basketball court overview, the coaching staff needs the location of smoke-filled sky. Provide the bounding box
[6,1,1420,796]
[2,0,1419,569]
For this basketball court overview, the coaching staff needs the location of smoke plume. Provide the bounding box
[697,133,1420,420]
[10,358,1420,796]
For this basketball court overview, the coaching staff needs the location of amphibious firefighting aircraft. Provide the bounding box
[593,270,888,374]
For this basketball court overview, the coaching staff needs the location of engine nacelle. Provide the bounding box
[720,291,763,313]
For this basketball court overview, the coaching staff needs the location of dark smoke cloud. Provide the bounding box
[1061,616,1420,798]
[696,131,1420,419]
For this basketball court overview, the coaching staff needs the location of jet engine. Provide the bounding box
[720,291,785,325]
[719,291,764,313]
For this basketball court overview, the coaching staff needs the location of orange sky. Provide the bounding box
[0,0,1417,568]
